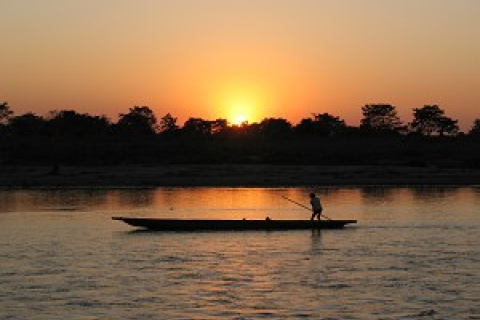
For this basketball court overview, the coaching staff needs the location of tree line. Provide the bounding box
[1,101,479,167]
[1,101,479,137]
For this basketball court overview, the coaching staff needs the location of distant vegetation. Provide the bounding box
[1,101,479,168]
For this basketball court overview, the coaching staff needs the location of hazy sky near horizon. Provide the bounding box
[1,0,480,129]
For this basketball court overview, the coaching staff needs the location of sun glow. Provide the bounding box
[232,114,248,126]
[212,78,278,126]
[228,101,253,126]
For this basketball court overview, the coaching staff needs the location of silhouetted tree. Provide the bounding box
[437,116,459,136]
[409,105,458,136]
[45,110,111,136]
[0,102,13,125]
[360,104,404,134]
[116,106,157,135]
[295,118,316,136]
[182,117,212,136]
[244,122,262,137]
[9,112,45,135]
[469,119,480,136]
[159,113,179,134]
[180,118,229,136]
[259,118,292,139]
[225,121,258,138]
[296,113,346,136]
[314,113,346,134]
[211,119,228,135]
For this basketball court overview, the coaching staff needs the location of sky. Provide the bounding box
[1,0,480,129]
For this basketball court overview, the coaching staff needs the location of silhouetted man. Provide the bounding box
[309,192,323,221]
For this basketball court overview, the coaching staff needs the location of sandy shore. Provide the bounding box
[0,164,479,187]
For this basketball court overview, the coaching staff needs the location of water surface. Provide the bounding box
[1,187,479,319]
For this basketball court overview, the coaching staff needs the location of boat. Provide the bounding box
[112,217,357,231]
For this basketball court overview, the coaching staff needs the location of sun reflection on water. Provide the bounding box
[0,187,479,319]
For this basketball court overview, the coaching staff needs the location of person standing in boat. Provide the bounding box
[309,192,323,221]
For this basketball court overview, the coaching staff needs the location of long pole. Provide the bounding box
[281,196,331,220]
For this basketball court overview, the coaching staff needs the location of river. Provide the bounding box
[1,187,479,319]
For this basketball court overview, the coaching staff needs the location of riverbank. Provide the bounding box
[1,164,479,187]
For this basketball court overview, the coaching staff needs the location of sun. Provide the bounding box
[232,114,248,126]
[213,82,269,126]
[227,100,254,126]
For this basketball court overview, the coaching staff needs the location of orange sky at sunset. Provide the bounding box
[1,1,480,130]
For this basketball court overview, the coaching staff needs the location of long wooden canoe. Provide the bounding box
[112,217,357,231]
